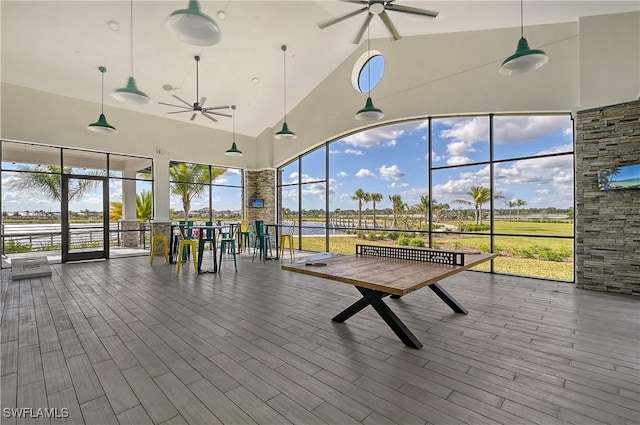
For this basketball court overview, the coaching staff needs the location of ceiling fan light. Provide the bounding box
[167,0,221,46]
[355,96,384,121]
[113,76,151,104]
[225,142,243,156]
[275,121,297,140]
[499,37,548,75]
[88,113,117,133]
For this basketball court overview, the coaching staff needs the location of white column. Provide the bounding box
[153,158,171,221]
[122,170,137,220]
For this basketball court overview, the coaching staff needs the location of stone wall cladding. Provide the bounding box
[575,100,640,295]
[119,220,142,248]
[245,170,275,222]
[150,221,172,258]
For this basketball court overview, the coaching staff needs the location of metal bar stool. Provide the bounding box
[176,229,198,275]
[150,235,170,265]
[252,220,272,262]
[279,221,295,262]
[218,237,238,272]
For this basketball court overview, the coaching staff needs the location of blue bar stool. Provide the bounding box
[252,220,272,262]
[218,237,238,272]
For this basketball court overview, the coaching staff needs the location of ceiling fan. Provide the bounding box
[159,55,231,123]
[318,0,438,44]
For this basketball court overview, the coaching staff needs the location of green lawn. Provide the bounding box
[294,232,574,282]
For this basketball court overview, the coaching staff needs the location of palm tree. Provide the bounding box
[505,200,517,220]
[109,201,123,221]
[136,190,153,222]
[169,163,225,221]
[351,188,369,229]
[515,199,527,220]
[454,186,503,225]
[416,195,430,229]
[8,165,102,202]
[388,194,404,228]
[369,192,383,228]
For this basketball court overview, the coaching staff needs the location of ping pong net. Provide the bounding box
[355,244,466,266]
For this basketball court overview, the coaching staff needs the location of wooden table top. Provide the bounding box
[282,251,496,296]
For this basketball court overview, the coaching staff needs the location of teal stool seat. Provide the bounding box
[218,238,238,272]
[252,220,272,262]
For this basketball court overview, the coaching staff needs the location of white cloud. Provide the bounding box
[355,169,376,178]
[388,182,409,188]
[344,149,363,155]
[385,140,397,147]
[336,171,347,177]
[224,168,242,175]
[329,149,341,154]
[440,117,489,144]
[447,156,473,166]
[343,127,406,148]
[494,115,572,144]
[536,189,550,195]
[378,164,405,181]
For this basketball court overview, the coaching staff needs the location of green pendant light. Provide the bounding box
[167,0,221,46]
[275,45,296,140]
[88,66,117,134]
[225,105,243,156]
[499,0,548,76]
[355,21,384,121]
[113,0,150,104]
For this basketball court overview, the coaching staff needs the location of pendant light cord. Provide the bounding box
[520,0,524,38]
[130,0,134,76]
[367,21,371,96]
[283,46,288,121]
[101,71,105,114]
[196,57,199,101]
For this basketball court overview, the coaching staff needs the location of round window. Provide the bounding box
[352,50,384,93]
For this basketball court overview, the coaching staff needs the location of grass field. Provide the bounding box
[291,221,574,281]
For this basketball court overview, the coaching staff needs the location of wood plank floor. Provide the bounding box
[1,253,639,425]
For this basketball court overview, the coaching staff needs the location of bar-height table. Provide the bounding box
[191,224,226,274]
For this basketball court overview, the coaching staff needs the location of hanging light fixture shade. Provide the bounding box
[88,66,117,134]
[355,96,384,121]
[113,0,150,104]
[275,45,296,140]
[112,76,150,104]
[355,21,383,121]
[499,0,548,76]
[225,105,243,156]
[167,0,221,46]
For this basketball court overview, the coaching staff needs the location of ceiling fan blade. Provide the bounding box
[202,105,231,111]
[318,6,368,29]
[172,95,192,107]
[190,113,197,121]
[379,10,402,41]
[353,12,374,44]
[386,4,439,18]
[199,97,207,108]
[205,111,232,118]
[159,102,191,109]
[167,110,194,114]
[202,113,218,123]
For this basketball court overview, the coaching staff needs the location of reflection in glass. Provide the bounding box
[494,115,572,161]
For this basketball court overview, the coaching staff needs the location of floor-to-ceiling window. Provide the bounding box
[168,161,243,222]
[1,140,154,266]
[277,113,574,281]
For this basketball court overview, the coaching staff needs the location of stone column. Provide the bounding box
[245,169,276,222]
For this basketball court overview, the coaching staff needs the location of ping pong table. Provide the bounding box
[282,244,496,349]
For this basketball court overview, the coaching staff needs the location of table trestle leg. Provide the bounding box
[429,283,468,314]
[333,287,423,349]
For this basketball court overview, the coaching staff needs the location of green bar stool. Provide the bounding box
[218,237,238,272]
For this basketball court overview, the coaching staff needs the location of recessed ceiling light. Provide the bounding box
[162,84,173,91]
[251,77,259,84]
[173,87,182,94]
[217,11,226,20]
[107,20,120,31]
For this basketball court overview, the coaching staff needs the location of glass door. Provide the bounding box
[61,175,109,262]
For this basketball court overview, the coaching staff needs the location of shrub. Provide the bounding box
[397,236,410,246]
[386,232,400,240]
[408,238,425,247]
[463,224,490,232]
[5,240,32,254]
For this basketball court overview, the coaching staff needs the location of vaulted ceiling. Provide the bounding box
[2,1,637,138]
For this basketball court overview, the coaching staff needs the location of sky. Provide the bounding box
[2,115,573,214]
[281,114,574,212]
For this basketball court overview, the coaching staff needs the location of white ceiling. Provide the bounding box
[2,1,638,138]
